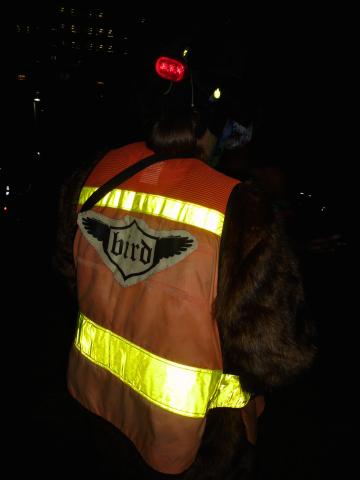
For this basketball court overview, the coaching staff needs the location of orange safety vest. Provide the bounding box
[67,141,252,474]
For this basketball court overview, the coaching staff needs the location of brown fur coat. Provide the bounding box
[182,182,316,479]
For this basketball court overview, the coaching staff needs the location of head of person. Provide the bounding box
[145,103,219,162]
[135,51,228,164]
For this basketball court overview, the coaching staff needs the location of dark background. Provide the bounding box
[8,3,354,477]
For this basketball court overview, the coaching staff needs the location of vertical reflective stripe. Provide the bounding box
[78,186,224,236]
[75,313,251,418]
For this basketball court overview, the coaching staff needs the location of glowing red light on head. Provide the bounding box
[155,56,187,82]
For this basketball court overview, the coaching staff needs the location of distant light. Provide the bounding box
[155,56,187,82]
[213,88,221,99]
[209,88,222,103]
[3,206,7,212]
[96,81,104,85]
[182,48,189,58]
[17,74,27,81]
[34,97,40,102]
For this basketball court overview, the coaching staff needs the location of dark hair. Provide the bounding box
[146,107,208,157]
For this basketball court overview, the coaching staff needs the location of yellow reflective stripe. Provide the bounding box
[75,313,250,418]
[79,186,224,236]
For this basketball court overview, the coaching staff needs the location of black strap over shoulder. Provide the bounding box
[80,153,184,213]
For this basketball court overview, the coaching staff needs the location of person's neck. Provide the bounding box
[197,129,218,166]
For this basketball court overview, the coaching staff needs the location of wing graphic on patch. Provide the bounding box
[78,212,198,287]
[82,216,110,249]
[154,236,194,266]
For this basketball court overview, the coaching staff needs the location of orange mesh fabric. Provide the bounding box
[85,142,240,214]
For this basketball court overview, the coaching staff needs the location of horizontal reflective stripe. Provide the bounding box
[75,313,250,418]
[79,186,224,236]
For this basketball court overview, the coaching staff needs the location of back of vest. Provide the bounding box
[68,142,240,474]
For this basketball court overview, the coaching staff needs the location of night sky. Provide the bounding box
[12,4,353,227]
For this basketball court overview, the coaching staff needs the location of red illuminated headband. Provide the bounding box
[155,56,188,82]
